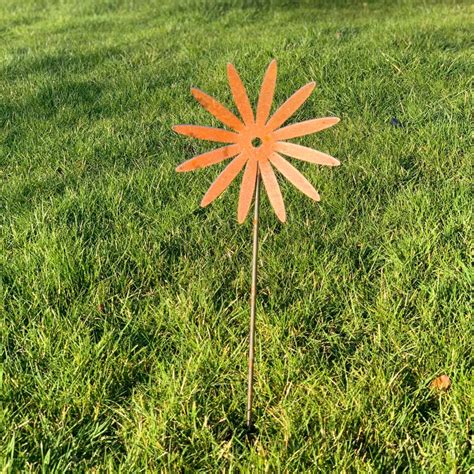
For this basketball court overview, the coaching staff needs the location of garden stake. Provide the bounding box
[173,60,340,430]
[246,172,260,430]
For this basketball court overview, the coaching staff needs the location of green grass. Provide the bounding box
[1,0,472,471]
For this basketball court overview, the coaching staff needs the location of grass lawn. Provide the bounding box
[1,0,472,471]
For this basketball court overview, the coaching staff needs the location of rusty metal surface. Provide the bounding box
[173,59,340,223]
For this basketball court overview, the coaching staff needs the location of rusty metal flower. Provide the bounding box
[173,60,340,223]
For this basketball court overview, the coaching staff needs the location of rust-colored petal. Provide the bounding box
[259,158,286,222]
[275,141,340,166]
[191,88,244,131]
[237,158,258,223]
[269,152,320,201]
[256,60,277,126]
[176,144,240,172]
[266,82,316,130]
[227,63,254,126]
[273,117,340,141]
[201,153,248,207]
[173,125,239,143]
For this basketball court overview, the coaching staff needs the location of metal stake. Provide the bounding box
[246,171,260,430]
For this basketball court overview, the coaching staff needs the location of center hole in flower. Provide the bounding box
[251,136,263,148]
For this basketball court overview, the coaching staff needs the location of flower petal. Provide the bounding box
[191,88,244,131]
[275,141,340,166]
[227,63,254,125]
[259,158,286,222]
[173,125,239,143]
[273,117,340,141]
[176,144,240,172]
[237,158,258,223]
[256,59,277,125]
[266,82,315,130]
[201,153,248,207]
[269,152,320,201]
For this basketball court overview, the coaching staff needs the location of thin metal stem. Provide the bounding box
[246,171,260,430]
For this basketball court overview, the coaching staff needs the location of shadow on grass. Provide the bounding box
[2,79,111,125]
[3,48,123,81]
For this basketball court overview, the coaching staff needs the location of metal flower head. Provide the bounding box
[173,60,340,223]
